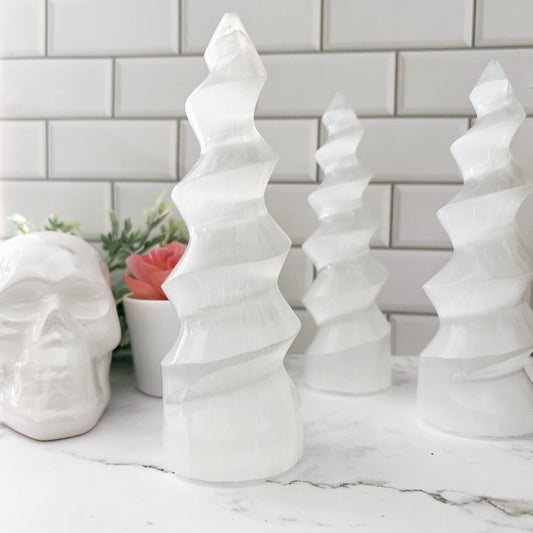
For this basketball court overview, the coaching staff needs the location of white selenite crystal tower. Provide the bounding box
[302,94,391,394]
[418,60,533,437]
[161,13,303,482]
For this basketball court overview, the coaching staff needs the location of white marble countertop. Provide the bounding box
[1,355,532,533]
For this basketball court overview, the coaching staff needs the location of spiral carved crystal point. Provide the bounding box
[302,94,391,395]
[161,13,303,482]
[417,60,533,438]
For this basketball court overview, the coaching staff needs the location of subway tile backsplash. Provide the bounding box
[390,314,440,356]
[115,57,205,117]
[48,0,180,56]
[181,0,321,53]
[0,0,45,58]
[475,0,533,47]
[0,180,112,239]
[398,49,533,115]
[1,1,532,354]
[258,53,396,116]
[0,59,112,118]
[49,120,178,180]
[0,121,46,178]
[392,184,459,249]
[375,249,452,313]
[323,0,473,50]
[358,118,467,183]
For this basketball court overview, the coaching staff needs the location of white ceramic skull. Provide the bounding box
[0,232,120,440]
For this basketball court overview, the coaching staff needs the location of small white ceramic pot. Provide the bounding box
[123,294,178,397]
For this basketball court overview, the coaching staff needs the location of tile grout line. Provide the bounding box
[44,0,48,56]
[176,119,181,180]
[376,245,453,253]
[4,177,463,187]
[314,117,321,182]
[178,0,182,54]
[111,58,116,117]
[388,184,395,248]
[471,0,478,48]
[3,44,533,62]
[45,120,49,179]
[0,114,484,122]
[387,310,438,317]
[393,51,399,116]
[319,0,325,51]
[110,180,115,211]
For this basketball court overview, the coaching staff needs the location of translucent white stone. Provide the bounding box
[302,94,391,395]
[161,13,303,482]
[418,60,533,438]
[0,232,121,440]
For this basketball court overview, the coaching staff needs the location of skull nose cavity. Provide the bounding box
[41,308,71,339]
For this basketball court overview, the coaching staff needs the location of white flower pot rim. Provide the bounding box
[123,293,174,307]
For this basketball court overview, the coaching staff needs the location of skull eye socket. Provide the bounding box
[0,286,42,319]
[62,279,110,320]
[0,287,38,306]
[68,298,110,320]
[0,279,111,322]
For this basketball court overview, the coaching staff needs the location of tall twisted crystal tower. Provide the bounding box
[302,94,391,394]
[161,13,303,482]
[418,61,533,437]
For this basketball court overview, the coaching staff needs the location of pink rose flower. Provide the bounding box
[122,242,186,300]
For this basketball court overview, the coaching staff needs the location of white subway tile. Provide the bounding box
[476,0,533,46]
[0,180,111,239]
[266,183,390,247]
[289,310,316,354]
[48,0,179,56]
[390,314,439,356]
[0,0,45,57]
[264,184,315,246]
[324,0,473,50]
[259,53,395,117]
[398,49,533,115]
[392,185,459,249]
[179,119,318,182]
[49,121,177,180]
[115,57,205,117]
[0,59,112,118]
[359,118,466,182]
[182,0,320,53]
[114,182,175,229]
[279,247,313,308]
[364,184,391,247]
[374,249,451,313]
[0,121,46,178]
[116,54,394,118]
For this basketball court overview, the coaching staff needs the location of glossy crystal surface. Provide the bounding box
[161,13,303,482]
[302,94,391,394]
[418,61,533,437]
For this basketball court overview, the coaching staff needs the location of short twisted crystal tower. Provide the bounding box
[418,61,533,437]
[302,94,391,394]
[161,13,303,482]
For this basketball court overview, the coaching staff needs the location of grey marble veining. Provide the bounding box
[1,355,532,533]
